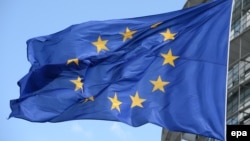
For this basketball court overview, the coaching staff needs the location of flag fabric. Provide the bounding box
[10,0,232,140]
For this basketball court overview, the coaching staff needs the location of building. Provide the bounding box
[161,0,250,140]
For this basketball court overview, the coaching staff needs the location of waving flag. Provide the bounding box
[10,0,232,140]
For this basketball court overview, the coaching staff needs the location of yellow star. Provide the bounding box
[108,93,122,112]
[150,76,169,92]
[120,27,137,42]
[151,22,162,28]
[92,36,109,53]
[83,96,94,103]
[67,58,79,65]
[70,76,83,91]
[161,49,179,67]
[130,91,146,108]
[160,28,176,41]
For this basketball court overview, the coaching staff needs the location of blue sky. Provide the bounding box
[1,0,186,141]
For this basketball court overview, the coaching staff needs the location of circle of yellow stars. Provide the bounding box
[65,21,179,112]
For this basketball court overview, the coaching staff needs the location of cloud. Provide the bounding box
[70,122,93,139]
[110,122,133,141]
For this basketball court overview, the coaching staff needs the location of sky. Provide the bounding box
[1,0,186,141]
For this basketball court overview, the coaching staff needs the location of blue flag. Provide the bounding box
[10,0,232,140]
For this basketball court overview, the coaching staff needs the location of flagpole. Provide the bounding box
[225,0,235,140]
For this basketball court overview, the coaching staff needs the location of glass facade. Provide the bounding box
[231,0,250,39]
[227,56,250,125]
[227,0,250,126]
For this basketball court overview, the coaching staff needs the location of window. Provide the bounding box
[227,115,238,125]
[228,70,233,89]
[227,92,238,116]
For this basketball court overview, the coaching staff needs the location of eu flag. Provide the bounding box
[10,0,232,140]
